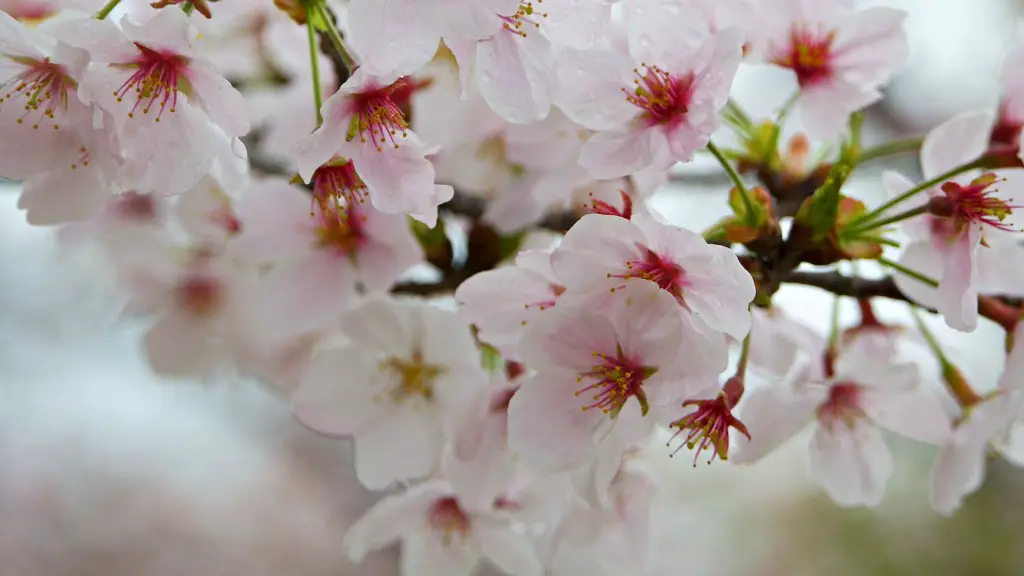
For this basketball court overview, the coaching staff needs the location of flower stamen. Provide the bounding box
[575,344,655,417]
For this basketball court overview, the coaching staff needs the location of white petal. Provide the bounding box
[344,480,450,561]
[143,313,218,378]
[921,109,995,180]
[936,226,980,332]
[290,347,390,437]
[354,407,443,489]
[476,524,543,576]
[401,531,480,576]
[730,382,822,464]
[928,398,1006,516]
[860,388,951,445]
[807,421,894,508]
[186,58,251,137]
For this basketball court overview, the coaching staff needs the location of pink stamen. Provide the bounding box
[574,346,654,416]
[772,26,836,87]
[0,57,74,130]
[586,190,634,219]
[623,65,694,127]
[427,497,471,545]
[310,158,368,224]
[938,173,1023,233]
[175,274,222,317]
[816,383,864,429]
[113,43,189,122]
[611,246,687,301]
[345,78,411,151]
[668,378,749,466]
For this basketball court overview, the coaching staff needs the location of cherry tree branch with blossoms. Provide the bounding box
[4,0,1024,573]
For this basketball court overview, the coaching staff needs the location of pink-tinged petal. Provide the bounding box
[928,398,1007,516]
[119,104,220,195]
[446,393,516,512]
[579,129,651,179]
[507,372,606,472]
[52,17,136,62]
[475,524,543,576]
[731,379,825,464]
[748,307,824,378]
[143,313,218,378]
[677,244,756,340]
[937,225,981,332]
[355,226,424,291]
[456,266,560,359]
[892,241,945,310]
[834,343,918,390]
[341,297,417,358]
[0,10,46,59]
[807,421,894,508]
[799,79,880,140]
[351,134,439,217]
[609,280,684,368]
[550,214,644,290]
[343,479,452,561]
[18,162,109,225]
[347,0,439,77]
[476,30,551,124]
[264,253,358,335]
[418,304,481,371]
[401,531,480,576]
[570,436,627,510]
[0,115,81,180]
[831,7,908,86]
[445,39,478,100]
[291,347,390,436]
[518,304,619,374]
[185,59,251,137]
[921,109,994,180]
[542,0,612,50]
[407,185,454,228]
[434,0,518,41]
[1002,38,1024,122]
[860,388,951,445]
[553,48,636,130]
[230,178,316,262]
[515,248,558,282]
[293,93,349,182]
[998,323,1024,393]
[675,312,730,391]
[120,6,196,54]
[354,406,443,489]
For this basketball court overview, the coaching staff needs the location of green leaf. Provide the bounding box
[497,229,528,262]
[480,343,503,372]
[795,161,851,242]
[409,216,447,248]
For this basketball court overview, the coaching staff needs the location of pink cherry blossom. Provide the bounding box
[290,296,485,490]
[343,477,549,576]
[732,340,951,507]
[551,213,755,340]
[455,248,564,361]
[507,281,686,472]
[0,10,94,180]
[885,110,1024,332]
[751,0,908,139]
[230,176,423,335]
[747,305,821,378]
[175,174,243,246]
[346,0,520,79]
[992,32,1024,164]
[554,22,742,179]
[59,8,250,194]
[930,323,1024,515]
[293,68,452,226]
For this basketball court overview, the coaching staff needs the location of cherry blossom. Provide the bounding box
[555,20,742,179]
[291,296,485,490]
[747,305,821,378]
[550,213,755,340]
[751,0,909,139]
[930,323,1024,515]
[230,176,422,335]
[733,340,951,507]
[343,477,550,576]
[885,110,1024,332]
[59,8,250,194]
[507,281,687,472]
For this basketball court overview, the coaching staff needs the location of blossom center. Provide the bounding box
[575,345,655,417]
[113,43,190,121]
[623,65,693,127]
[669,394,750,466]
[936,173,1022,233]
[586,190,634,219]
[345,78,411,151]
[817,382,864,429]
[0,56,76,130]
[112,191,158,222]
[174,274,223,318]
[613,246,686,300]
[427,497,471,545]
[772,26,836,87]
[499,1,547,38]
[381,351,444,404]
[309,158,369,221]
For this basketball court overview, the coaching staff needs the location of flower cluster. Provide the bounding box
[5,0,1024,573]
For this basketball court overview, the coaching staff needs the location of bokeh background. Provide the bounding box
[1,0,1023,574]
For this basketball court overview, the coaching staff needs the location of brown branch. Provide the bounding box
[782,271,908,301]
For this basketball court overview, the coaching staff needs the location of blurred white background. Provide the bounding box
[2,0,1024,574]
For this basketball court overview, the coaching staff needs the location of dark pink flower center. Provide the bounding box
[624,65,694,127]
[499,1,546,38]
[576,345,655,417]
[669,384,750,466]
[310,158,368,222]
[772,26,836,87]
[175,274,223,318]
[428,497,471,545]
[586,190,634,219]
[345,78,411,151]
[0,56,75,130]
[113,43,189,121]
[817,382,864,429]
[613,246,686,301]
[112,191,158,222]
[314,203,366,256]
[937,173,1022,233]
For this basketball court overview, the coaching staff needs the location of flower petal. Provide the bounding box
[807,421,893,508]
[290,346,389,437]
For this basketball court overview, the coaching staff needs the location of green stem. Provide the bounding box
[844,204,928,236]
[306,13,324,127]
[878,257,939,288]
[828,294,842,350]
[316,1,357,72]
[725,99,751,127]
[854,160,980,227]
[909,307,950,364]
[735,326,752,379]
[857,137,925,164]
[766,92,799,161]
[707,140,756,221]
[909,307,983,406]
[94,0,121,19]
